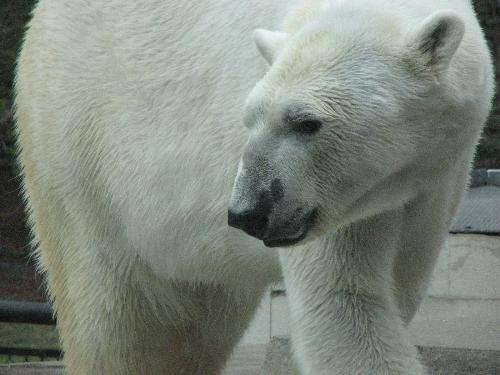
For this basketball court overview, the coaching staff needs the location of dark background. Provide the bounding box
[0,1,499,302]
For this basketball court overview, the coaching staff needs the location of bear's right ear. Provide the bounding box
[253,29,289,65]
[405,10,465,77]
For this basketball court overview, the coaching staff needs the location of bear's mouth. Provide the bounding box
[262,208,317,248]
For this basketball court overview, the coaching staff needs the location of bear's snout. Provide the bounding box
[228,189,317,248]
[228,185,275,240]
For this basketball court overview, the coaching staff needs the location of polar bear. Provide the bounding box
[15,0,493,374]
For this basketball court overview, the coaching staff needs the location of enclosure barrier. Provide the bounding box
[0,300,55,325]
[0,300,61,362]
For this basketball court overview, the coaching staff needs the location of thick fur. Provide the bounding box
[15,0,493,374]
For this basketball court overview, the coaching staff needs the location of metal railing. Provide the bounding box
[0,300,62,362]
[0,300,55,325]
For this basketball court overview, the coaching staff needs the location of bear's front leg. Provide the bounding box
[279,211,426,375]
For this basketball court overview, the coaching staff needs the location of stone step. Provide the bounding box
[409,297,500,351]
[451,185,500,234]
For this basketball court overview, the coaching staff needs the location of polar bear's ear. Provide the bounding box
[253,29,289,65]
[406,10,465,76]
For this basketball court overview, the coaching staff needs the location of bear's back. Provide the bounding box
[15,0,290,283]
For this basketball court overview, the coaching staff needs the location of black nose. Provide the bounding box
[228,209,269,239]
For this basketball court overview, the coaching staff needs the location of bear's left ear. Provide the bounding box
[253,29,289,65]
[405,10,465,77]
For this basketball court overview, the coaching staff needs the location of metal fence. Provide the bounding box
[0,300,62,362]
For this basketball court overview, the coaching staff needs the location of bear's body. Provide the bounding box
[15,0,493,374]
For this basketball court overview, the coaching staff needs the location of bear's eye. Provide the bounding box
[290,119,322,135]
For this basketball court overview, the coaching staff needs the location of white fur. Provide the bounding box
[15,0,493,374]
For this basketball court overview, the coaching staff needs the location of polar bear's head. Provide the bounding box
[229,6,465,248]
